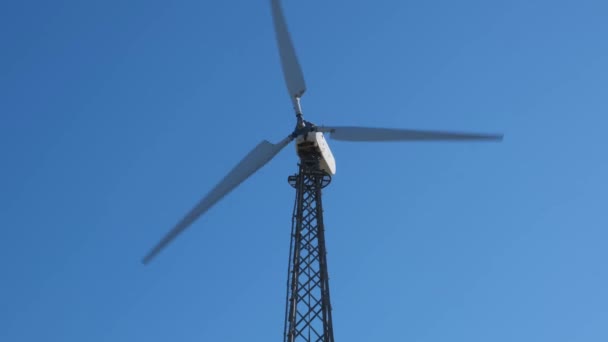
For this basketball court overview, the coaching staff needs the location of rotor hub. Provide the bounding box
[291,118,317,138]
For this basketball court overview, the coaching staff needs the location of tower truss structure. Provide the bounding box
[284,157,334,342]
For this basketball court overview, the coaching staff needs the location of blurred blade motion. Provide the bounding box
[142,136,293,264]
[318,126,503,142]
[270,0,306,107]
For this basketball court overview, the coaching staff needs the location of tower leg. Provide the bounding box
[284,162,334,342]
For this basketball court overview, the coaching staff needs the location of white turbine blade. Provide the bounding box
[270,0,306,104]
[318,126,503,142]
[142,136,292,264]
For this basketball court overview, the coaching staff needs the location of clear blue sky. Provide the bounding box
[1,0,607,341]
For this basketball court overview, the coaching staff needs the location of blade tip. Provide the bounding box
[141,252,156,265]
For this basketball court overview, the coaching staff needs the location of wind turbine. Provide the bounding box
[142,0,502,341]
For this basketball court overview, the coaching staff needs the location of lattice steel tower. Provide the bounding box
[284,155,334,342]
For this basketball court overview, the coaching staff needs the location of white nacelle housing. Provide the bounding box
[295,132,336,175]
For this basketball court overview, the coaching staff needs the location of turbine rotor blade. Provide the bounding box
[318,126,503,142]
[270,0,306,109]
[142,136,293,264]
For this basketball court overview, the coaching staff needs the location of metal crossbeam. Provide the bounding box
[284,159,334,342]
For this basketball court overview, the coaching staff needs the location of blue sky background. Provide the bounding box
[1,0,607,341]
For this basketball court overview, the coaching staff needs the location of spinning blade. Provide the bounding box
[143,136,292,264]
[318,126,503,142]
[270,0,306,112]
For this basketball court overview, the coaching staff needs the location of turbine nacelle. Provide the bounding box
[291,119,336,175]
[295,132,336,175]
